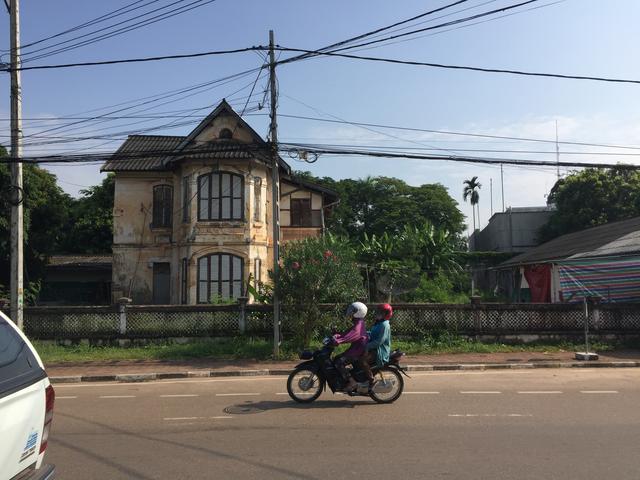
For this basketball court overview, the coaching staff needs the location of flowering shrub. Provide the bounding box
[274,234,365,346]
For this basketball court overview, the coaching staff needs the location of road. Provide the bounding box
[47,368,640,479]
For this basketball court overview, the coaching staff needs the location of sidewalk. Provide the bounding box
[46,350,640,383]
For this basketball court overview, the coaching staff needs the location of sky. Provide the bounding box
[2,0,640,235]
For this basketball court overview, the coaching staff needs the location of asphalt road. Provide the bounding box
[46,368,640,479]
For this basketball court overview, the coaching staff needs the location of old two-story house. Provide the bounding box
[101,100,337,304]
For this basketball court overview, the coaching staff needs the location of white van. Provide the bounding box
[0,311,55,480]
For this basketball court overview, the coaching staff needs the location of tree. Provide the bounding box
[293,172,465,240]
[0,145,73,300]
[275,234,365,346]
[539,168,640,242]
[357,222,461,301]
[462,176,481,232]
[63,174,114,253]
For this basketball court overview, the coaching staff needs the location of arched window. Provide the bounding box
[152,185,173,228]
[219,128,233,140]
[197,254,244,302]
[197,172,244,221]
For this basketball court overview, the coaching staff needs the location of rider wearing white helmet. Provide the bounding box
[332,301,369,392]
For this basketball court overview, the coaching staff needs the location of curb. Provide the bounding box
[48,360,640,384]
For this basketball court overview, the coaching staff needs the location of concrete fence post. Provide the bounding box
[238,297,248,334]
[470,296,482,333]
[117,297,131,335]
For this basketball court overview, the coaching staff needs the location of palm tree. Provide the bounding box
[463,177,482,232]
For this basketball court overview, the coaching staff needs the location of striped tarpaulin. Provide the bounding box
[558,256,640,303]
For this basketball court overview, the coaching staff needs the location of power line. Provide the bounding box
[276,47,640,86]
[281,0,472,64]
[274,113,640,151]
[21,67,262,140]
[278,0,540,66]
[281,92,462,156]
[279,145,640,170]
[281,142,640,156]
[1,46,267,72]
[350,0,567,55]
[20,0,220,64]
[16,0,162,51]
[3,143,640,170]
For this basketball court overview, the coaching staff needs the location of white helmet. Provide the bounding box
[346,301,368,319]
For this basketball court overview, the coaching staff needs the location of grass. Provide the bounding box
[33,334,630,364]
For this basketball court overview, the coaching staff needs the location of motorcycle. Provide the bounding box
[286,336,408,404]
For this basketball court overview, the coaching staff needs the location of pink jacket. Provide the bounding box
[333,318,368,357]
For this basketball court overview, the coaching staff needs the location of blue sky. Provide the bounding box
[2,0,640,234]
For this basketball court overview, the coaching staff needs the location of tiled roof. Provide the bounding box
[500,216,640,267]
[47,255,112,268]
[102,100,293,174]
[101,135,185,171]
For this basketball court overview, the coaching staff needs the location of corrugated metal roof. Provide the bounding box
[48,255,112,268]
[102,135,185,171]
[500,216,640,267]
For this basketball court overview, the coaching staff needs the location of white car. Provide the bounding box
[0,311,55,480]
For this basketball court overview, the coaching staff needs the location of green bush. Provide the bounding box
[275,234,365,346]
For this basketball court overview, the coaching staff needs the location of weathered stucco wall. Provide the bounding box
[111,112,328,304]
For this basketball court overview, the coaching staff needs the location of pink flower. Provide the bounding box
[323,250,333,260]
[291,261,301,271]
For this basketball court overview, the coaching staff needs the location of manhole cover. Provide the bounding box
[224,405,265,415]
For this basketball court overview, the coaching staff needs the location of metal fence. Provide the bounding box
[5,302,640,340]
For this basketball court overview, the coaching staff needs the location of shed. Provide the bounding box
[499,217,640,303]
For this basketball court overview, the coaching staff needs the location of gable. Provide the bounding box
[102,100,291,174]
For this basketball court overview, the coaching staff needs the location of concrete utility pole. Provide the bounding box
[555,120,560,181]
[268,30,281,357]
[9,0,24,329]
[500,163,505,212]
[490,178,493,217]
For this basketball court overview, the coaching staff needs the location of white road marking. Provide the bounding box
[580,390,619,394]
[215,393,260,397]
[53,367,640,388]
[405,391,440,395]
[460,391,502,394]
[99,395,136,399]
[448,413,532,417]
[164,416,233,421]
[56,396,78,399]
[159,394,199,398]
[517,391,563,394]
[55,377,284,388]
[411,371,537,377]
[276,392,315,396]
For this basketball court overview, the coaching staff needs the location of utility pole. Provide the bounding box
[500,163,505,212]
[490,178,493,217]
[555,119,560,181]
[9,0,24,330]
[268,30,281,357]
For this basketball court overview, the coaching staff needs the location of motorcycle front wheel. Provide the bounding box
[287,367,324,403]
[369,366,404,404]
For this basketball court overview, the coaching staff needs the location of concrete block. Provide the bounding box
[49,376,82,384]
[406,365,434,372]
[156,372,189,379]
[575,352,599,361]
[433,365,461,371]
[115,373,157,382]
[459,364,485,370]
[81,375,117,382]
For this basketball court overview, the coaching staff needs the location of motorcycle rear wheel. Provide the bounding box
[287,367,324,403]
[369,367,404,404]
